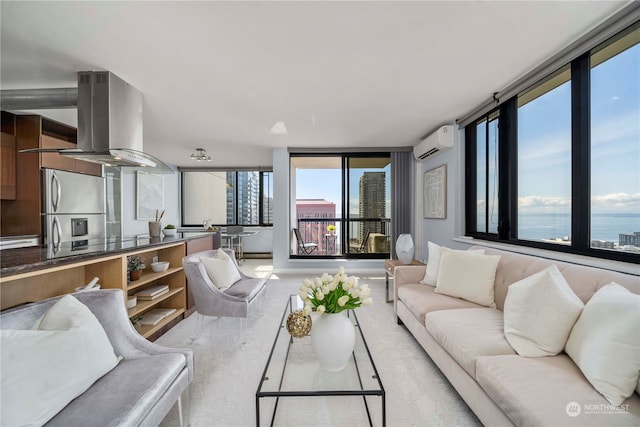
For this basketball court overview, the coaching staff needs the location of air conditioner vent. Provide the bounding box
[414,125,454,160]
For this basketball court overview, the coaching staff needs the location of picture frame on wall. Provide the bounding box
[136,171,164,220]
[424,164,447,219]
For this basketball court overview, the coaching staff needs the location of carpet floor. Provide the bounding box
[156,269,481,427]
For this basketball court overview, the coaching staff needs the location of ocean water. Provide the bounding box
[517,213,640,242]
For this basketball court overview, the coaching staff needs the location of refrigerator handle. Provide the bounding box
[51,171,61,213]
[52,216,61,248]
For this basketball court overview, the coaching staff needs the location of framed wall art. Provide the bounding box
[136,171,164,220]
[423,164,447,219]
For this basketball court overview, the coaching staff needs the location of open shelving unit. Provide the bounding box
[124,242,186,339]
[0,240,188,340]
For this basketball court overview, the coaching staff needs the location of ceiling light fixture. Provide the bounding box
[190,148,212,162]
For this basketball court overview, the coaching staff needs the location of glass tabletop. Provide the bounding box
[256,296,385,426]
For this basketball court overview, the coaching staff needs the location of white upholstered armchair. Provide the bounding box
[182,249,267,341]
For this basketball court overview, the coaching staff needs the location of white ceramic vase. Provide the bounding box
[396,233,415,264]
[311,312,355,372]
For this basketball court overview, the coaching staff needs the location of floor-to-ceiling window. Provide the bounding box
[290,154,391,258]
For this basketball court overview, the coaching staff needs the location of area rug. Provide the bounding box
[156,271,480,427]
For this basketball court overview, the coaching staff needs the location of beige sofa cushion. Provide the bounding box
[476,354,640,426]
[425,308,515,378]
[434,250,501,307]
[398,284,483,325]
[472,246,640,311]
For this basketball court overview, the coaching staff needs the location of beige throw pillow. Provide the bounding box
[1,295,120,426]
[200,249,241,290]
[503,265,584,357]
[565,283,640,406]
[420,241,484,286]
[434,249,500,307]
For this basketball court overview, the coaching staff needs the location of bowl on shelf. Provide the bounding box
[150,261,170,272]
[127,296,137,309]
[163,228,177,237]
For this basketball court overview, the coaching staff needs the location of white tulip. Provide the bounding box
[317,305,326,314]
[298,291,308,301]
[360,287,371,298]
[346,276,357,286]
[338,266,345,275]
[303,278,313,288]
[338,295,350,307]
[350,288,361,298]
[314,277,323,288]
[316,291,324,301]
[362,297,373,306]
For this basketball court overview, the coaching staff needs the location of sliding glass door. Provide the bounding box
[290,153,390,258]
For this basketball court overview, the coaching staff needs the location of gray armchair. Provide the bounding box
[182,249,267,340]
[0,289,193,427]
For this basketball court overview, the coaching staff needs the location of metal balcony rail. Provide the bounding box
[294,217,391,256]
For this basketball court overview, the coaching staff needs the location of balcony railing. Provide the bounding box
[294,217,391,257]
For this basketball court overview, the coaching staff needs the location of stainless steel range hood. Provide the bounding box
[62,71,169,171]
[5,71,171,173]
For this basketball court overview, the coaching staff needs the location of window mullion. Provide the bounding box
[465,126,477,234]
[485,120,490,234]
[571,53,591,250]
[498,98,518,240]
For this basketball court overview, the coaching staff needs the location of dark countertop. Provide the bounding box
[0,232,215,277]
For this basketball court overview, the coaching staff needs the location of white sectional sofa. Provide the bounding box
[394,245,640,426]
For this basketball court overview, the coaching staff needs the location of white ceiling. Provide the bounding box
[0,1,631,168]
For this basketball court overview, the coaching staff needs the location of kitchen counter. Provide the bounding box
[0,233,215,277]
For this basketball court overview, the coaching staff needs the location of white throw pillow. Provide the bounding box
[434,249,500,307]
[1,295,120,426]
[200,249,241,290]
[503,265,584,357]
[565,283,640,406]
[420,242,484,286]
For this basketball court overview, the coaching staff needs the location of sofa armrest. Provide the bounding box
[73,289,194,383]
[393,265,427,311]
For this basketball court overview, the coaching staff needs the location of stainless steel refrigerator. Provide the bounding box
[42,169,106,247]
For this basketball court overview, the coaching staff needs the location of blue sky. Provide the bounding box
[295,165,391,217]
[518,42,639,214]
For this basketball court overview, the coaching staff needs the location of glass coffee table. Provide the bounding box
[256,296,385,426]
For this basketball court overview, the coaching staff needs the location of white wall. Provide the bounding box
[122,167,181,236]
[414,125,469,262]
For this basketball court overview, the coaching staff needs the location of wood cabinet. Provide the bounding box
[1,112,17,201]
[0,114,102,238]
[0,241,187,341]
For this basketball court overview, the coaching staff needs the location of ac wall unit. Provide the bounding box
[413,125,454,160]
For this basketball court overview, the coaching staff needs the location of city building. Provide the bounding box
[359,172,387,251]
[295,199,336,254]
[619,232,640,247]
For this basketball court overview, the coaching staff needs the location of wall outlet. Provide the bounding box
[152,256,158,264]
